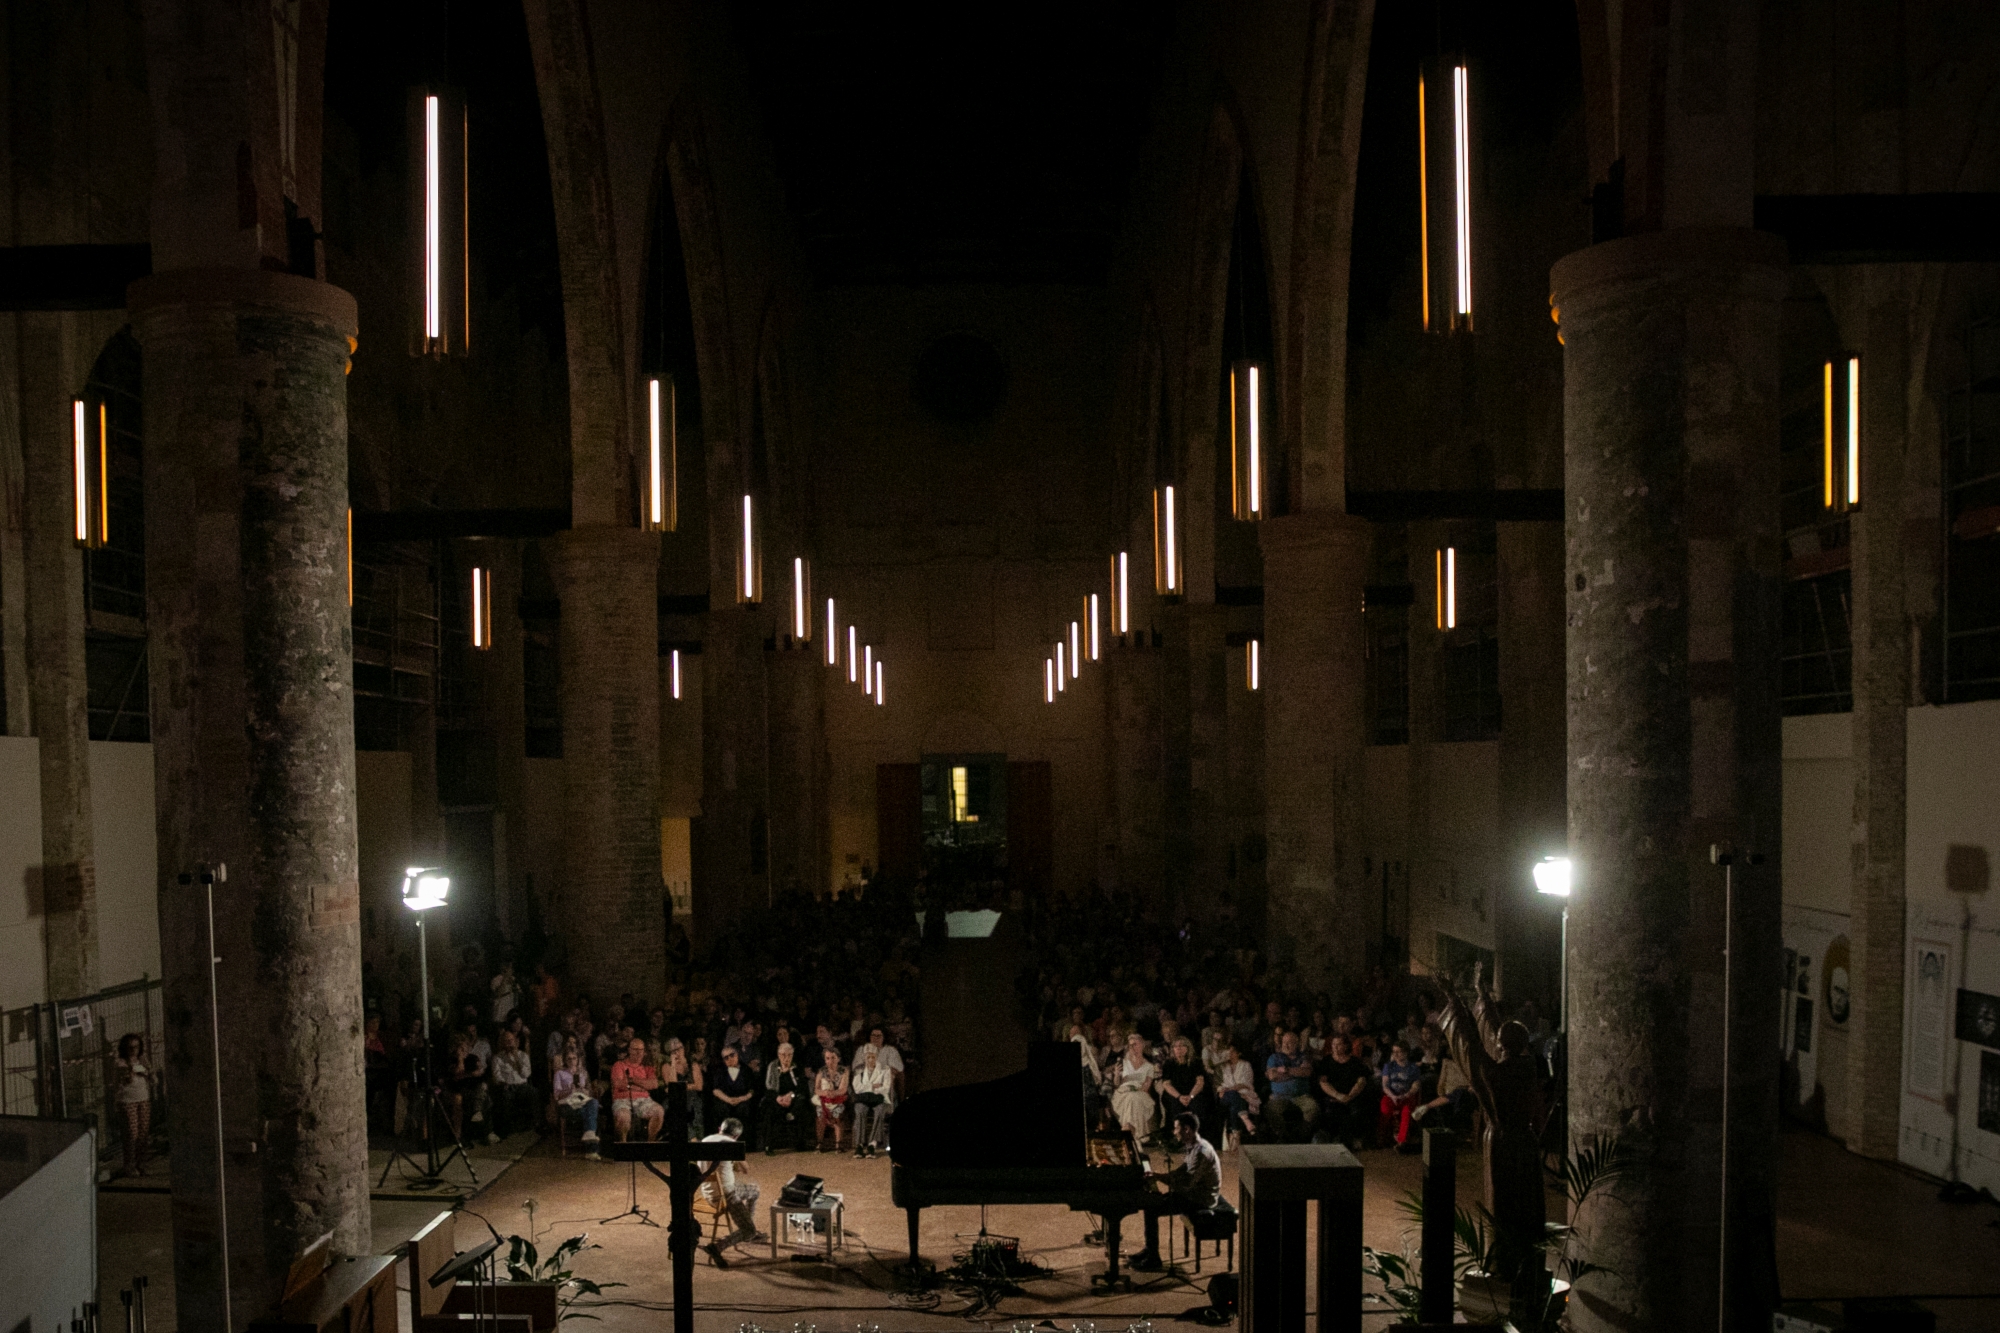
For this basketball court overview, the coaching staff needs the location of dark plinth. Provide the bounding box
[1238,1143,1363,1333]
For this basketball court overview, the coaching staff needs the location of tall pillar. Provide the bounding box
[552,526,663,999]
[134,269,368,1329]
[19,310,98,998]
[1160,602,1228,917]
[1103,635,1164,898]
[697,606,770,936]
[1260,511,1370,994]
[1495,521,1566,1006]
[1841,267,1914,1159]
[1554,229,1786,1333]
[766,643,825,900]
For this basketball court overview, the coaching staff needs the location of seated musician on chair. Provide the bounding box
[1129,1112,1223,1272]
[610,1038,665,1142]
[698,1118,764,1266]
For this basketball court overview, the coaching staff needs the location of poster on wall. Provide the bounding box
[1782,906,1847,1111]
[1980,1051,2000,1137]
[1907,939,1953,1103]
[1957,988,2000,1052]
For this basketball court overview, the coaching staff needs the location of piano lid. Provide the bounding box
[890,1041,1086,1170]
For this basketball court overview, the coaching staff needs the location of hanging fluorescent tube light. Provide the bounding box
[347,508,355,607]
[1435,547,1457,630]
[1822,360,1835,509]
[847,625,859,683]
[1055,641,1067,692]
[1086,594,1101,662]
[1229,360,1265,521]
[1153,486,1182,596]
[1109,552,1131,635]
[645,375,676,531]
[1247,639,1261,691]
[1069,621,1081,678]
[411,89,469,356]
[71,397,103,549]
[670,648,683,700]
[736,495,763,603]
[1846,355,1861,507]
[1451,65,1473,328]
[874,661,884,707]
[470,566,494,650]
[1418,72,1431,331]
[863,644,874,696]
[791,557,811,641]
[1045,658,1055,703]
[825,598,838,666]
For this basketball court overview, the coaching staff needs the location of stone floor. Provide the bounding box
[95,1122,2000,1330]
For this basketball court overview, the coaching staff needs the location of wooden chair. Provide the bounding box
[691,1163,732,1259]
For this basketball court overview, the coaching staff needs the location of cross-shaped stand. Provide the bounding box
[606,1083,744,1333]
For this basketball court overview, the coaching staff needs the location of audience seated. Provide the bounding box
[1263,1031,1319,1142]
[850,1044,895,1157]
[1109,1032,1159,1142]
[488,1029,537,1141]
[762,1042,810,1154]
[811,1047,850,1152]
[1314,1034,1374,1148]
[1378,1041,1425,1151]
[609,1037,665,1143]
[708,1044,760,1143]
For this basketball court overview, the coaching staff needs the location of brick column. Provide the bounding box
[1103,634,1164,897]
[1260,511,1370,994]
[1496,520,1566,1006]
[1553,229,1786,1333]
[1841,267,1915,1159]
[133,269,368,1330]
[698,606,770,936]
[19,310,98,998]
[1160,601,1229,917]
[552,525,664,999]
[766,642,826,899]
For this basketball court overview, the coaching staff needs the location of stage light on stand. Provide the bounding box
[736,495,763,603]
[470,566,493,650]
[1153,486,1182,596]
[1229,360,1265,521]
[402,867,451,911]
[644,375,676,531]
[1247,639,1261,691]
[1533,856,1572,898]
[791,558,811,642]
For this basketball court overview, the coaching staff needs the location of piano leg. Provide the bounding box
[905,1206,922,1271]
[1091,1210,1133,1292]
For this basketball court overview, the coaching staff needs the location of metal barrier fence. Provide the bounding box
[0,976,166,1165]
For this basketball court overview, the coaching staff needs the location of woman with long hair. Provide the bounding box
[113,1033,153,1176]
[810,1046,849,1152]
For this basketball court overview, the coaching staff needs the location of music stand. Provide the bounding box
[428,1238,501,1332]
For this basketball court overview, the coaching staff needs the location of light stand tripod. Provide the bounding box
[377,903,478,1191]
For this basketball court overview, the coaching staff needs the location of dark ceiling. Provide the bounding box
[733,1,1173,286]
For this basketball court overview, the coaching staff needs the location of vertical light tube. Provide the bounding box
[72,399,89,545]
[346,508,354,607]
[1165,485,1178,591]
[874,660,884,707]
[471,567,491,650]
[792,557,810,641]
[737,494,761,603]
[1046,658,1055,703]
[424,94,442,341]
[1452,65,1472,325]
[1087,593,1101,661]
[1823,360,1835,509]
[1154,485,1182,595]
[1435,548,1444,630]
[646,376,675,531]
[825,598,838,666]
[1069,621,1081,678]
[671,648,682,700]
[1229,362,1265,521]
[1840,352,1856,504]
[1110,552,1131,634]
[864,644,874,696]
[1249,365,1260,516]
[1248,639,1261,691]
[1056,641,1067,691]
[98,402,109,542]
[848,625,858,683]
[1446,546,1457,630]
[1418,72,1431,331]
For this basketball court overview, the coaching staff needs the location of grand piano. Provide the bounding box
[890,1041,1151,1285]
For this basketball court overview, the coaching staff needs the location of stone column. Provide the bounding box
[552,526,663,999]
[765,642,825,899]
[133,269,368,1330]
[1103,634,1164,898]
[1260,511,1370,994]
[19,310,98,998]
[698,606,770,936]
[1496,521,1566,1007]
[1160,602,1229,918]
[1553,229,1786,1333]
[1841,267,1914,1159]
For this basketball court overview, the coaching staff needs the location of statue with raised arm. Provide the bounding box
[1434,961,1547,1285]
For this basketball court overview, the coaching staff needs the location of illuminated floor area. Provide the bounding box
[94,1125,2000,1330]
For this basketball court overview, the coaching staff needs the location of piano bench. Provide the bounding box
[1179,1202,1238,1273]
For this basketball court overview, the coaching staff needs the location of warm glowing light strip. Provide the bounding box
[848,626,858,683]
[1418,73,1430,331]
[1452,65,1472,322]
[825,598,838,666]
[424,95,442,340]
[1248,639,1261,691]
[97,403,108,542]
[1056,641,1066,691]
[671,648,682,700]
[1086,594,1100,661]
[874,661,884,707]
[1046,659,1055,703]
[1165,486,1178,590]
[471,567,492,649]
[1111,552,1130,634]
[1823,360,1835,509]
[1249,365,1260,516]
[792,557,810,640]
[1069,621,1081,678]
[1435,549,1443,629]
[647,377,670,529]
[741,495,756,602]
[72,399,89,544]
[864,644,874,696]
[1840,352,1856,504]
[1446,547,1457,629]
